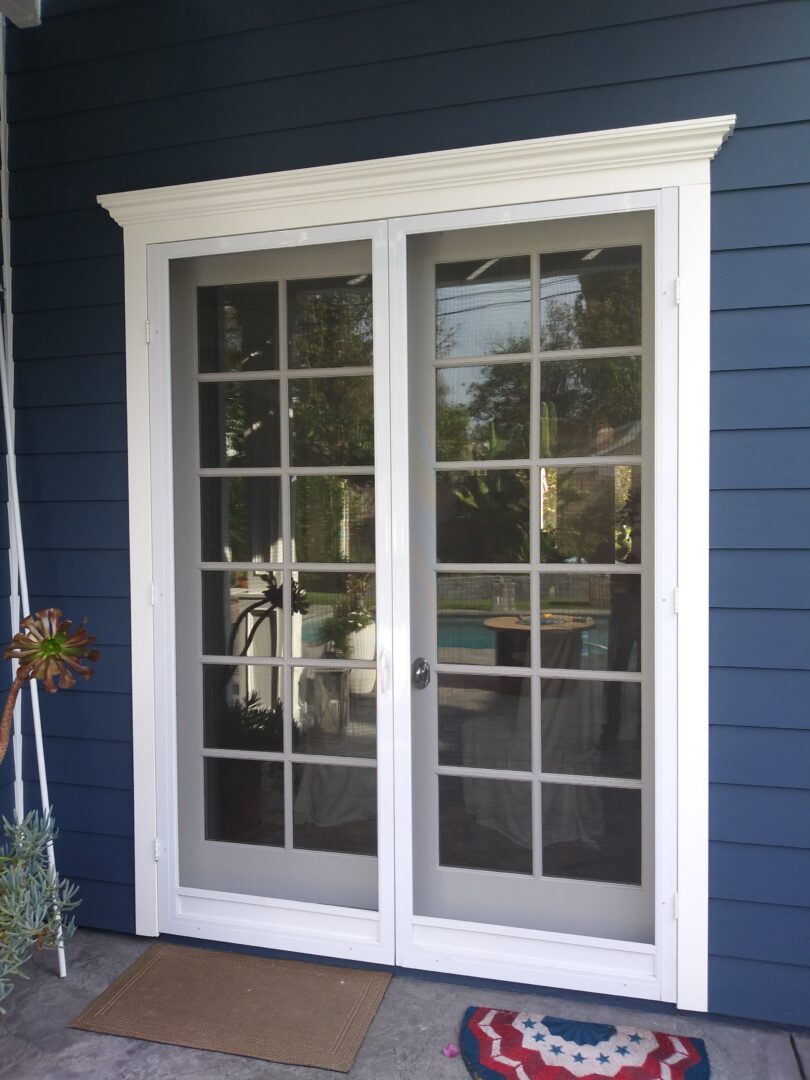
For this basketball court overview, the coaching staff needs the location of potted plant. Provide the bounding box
[0,609,99,1006]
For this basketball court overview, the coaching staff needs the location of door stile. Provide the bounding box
[388,219,417,968]
[370,219,397,961]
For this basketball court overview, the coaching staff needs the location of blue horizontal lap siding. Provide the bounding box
[5,0,808,1026]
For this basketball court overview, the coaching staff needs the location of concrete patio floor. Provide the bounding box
[0,929,806,1079]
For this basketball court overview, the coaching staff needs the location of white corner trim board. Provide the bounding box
[99,115,734,1015]
[99,115,735,237]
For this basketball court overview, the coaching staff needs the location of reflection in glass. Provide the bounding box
[203,664,283,752]
[287,276,372,369]
[439,775,532,874]
[205,758,284,845]
[540,247,641,351]
[201,477,282,563]
[436,364,530,461]
[197,282,279,373]
[541,465,641,564]
[293,572,376,661]
[202,570,283,657]
[540,355,641,457]
[437,573,530,667]
[438,674,530,770]
[291,476,375,563]
[293,667,376,758]
[436,256,531,359]
[293,764,377,855]
[436,470,529,563]
[289,376,374,466]
[540,574,641,672]
[542,783,641,884]
[199,381,280,468]
[541,679,641,779]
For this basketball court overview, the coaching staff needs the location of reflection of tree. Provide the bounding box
[288,281,372,369]
[438,471,530,563]
[541,253,641,351]
[291,377,374,466]
[541,357,641,456]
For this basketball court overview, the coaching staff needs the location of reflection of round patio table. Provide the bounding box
[483,614,595,670]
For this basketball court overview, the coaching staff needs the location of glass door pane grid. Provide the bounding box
[196,268,378,858]
[432,245,646,885]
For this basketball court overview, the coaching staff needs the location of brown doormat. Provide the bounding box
[71,942,391,1072]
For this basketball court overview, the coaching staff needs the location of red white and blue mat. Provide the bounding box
[460,1007,710,1079]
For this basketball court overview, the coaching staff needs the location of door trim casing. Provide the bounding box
[99,114,735,1011]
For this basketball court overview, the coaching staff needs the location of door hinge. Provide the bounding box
[145,319,151,344]
[153,838,161,862]
[673,893,680,920]
[150,581,157,606]
[673,586,680,614]
[674,277,681,305]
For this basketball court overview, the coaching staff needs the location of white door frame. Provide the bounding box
[390,191,675,1002]
[145,220,396,964]
[99,114,734,1010]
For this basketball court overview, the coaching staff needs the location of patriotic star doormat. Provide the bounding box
[460,1007,710,1079]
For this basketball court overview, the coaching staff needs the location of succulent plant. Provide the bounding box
[0,609,99,766]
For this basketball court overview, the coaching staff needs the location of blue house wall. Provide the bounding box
[4,0,808,1026]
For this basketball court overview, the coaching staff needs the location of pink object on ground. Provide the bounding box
[442,1043,461,1057]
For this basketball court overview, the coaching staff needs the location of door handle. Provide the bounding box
[412,657,431,690]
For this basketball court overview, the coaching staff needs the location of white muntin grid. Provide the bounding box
[194,266,379,861]
[428,243,648,886]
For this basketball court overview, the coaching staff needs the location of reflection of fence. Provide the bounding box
[438,574,530,612]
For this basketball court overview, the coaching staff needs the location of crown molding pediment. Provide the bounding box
[99,115,735,239]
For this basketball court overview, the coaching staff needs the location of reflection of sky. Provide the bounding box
[436,278,530,358]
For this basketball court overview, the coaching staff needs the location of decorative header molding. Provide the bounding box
[99,115,735,240]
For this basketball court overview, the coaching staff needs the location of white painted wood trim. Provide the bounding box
[675,183,712,1011]
[102,114,731,1006]
[99,116,734,238]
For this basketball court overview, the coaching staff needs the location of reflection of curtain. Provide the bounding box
[294,766,375,827]
[460,681,603,850]
[462,690,532,847]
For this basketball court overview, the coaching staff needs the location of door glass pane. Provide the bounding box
[289,376,374,466]
[287,276,372,369]
[438,674,531,770]
[197,282,279,373]
[437,470,530,562]
[293,764,377,855]
[542,784,641,885]
[202,570,283,657]
[540,573,640,672]
[199,381,280,468]
[436,256,531,359]
[541,465,641,564]
[541,679,641,779]
[292,572,375,660]
[436,363,530,461]
[437,573,530,666]
[291,476,375,563]
[439,775,532,874]
[293,667,376,758]
[540,246,641,350]
[205,759,284,845]
[203,664,283,752]
[540,355,641,456]
[200,477,282,563]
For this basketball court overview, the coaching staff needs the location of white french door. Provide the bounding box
[155,197,676,998]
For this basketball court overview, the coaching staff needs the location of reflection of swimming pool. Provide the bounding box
[438,616,495,651]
